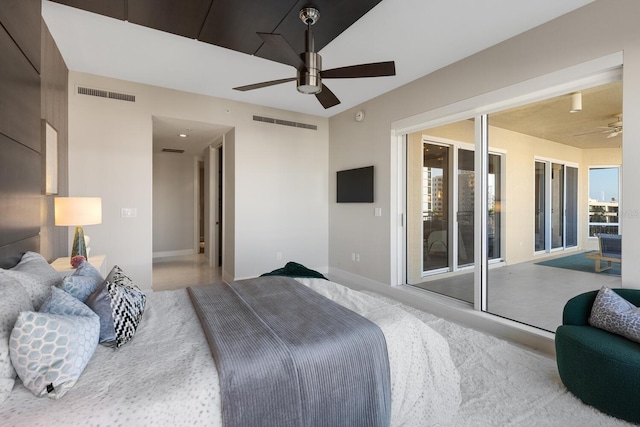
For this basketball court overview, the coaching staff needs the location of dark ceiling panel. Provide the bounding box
[49,0,126,20]
[198,0,297,55]
[128,0,213,40]
[258,0,383,60]
[257,0,381,56]
[47,0,383,65]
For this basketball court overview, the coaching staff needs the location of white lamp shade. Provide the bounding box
[55,197,102,226]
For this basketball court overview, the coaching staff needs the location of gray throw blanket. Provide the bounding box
[188,276,391,427]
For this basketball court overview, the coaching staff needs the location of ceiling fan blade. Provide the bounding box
[316,84,340,109]
[321,61,396,79]
[572,129,612,137]
[257,33,306,70]
[233,77,296,92]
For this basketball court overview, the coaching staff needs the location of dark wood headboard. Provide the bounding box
[1,1,68,266]
[0,0,44,268]
[0,236,40,269]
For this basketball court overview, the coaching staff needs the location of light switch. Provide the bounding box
[121,208,137,218]
[374,207,382,217]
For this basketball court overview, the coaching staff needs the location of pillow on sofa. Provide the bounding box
[589,286,640,344]
[9,287,99,400]
[6,252,60,309]
[0,275,34,404]
[60,260,104,302]
[86,265,146,348]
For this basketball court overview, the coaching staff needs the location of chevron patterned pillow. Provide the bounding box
[86,265,146,348]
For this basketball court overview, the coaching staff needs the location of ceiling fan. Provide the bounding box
[233,7,396,109]
[574,115,623,139]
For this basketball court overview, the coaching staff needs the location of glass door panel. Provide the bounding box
[423,143,450,272]
[566,166,578,247]
[534,161,546,252]
[457,149,474,267]
[488,153,501,260]
[551,163,564,249]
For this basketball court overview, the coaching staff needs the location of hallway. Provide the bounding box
[152,254,221,291]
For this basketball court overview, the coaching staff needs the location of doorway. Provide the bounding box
[151,116,231,289]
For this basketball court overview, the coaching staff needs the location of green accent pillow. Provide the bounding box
[260,261,327,280]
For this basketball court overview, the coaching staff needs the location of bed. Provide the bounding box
[0,251,460,426]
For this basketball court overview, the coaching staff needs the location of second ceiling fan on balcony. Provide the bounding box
[233,7,396,109]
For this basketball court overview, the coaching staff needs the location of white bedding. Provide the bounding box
[0,279,460,426]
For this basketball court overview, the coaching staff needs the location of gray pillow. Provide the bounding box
[0,275,34,404]
[589,286,640,343]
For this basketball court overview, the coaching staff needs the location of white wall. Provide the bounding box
[328,0,640,289]
[68,73,329,290]
[152,152,196,255]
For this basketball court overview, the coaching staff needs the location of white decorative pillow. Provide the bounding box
[60,260,104,302]
[86,265,146,348]
[0,276,34,404]
[9,287,99,399]
[589,286,640,343]
[7,252,60,309]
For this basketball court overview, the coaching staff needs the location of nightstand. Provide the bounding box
[50,254,108,278]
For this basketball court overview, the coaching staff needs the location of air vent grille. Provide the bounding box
[162,148,185,153]
[77,86,136,102]
[253,115,317,130]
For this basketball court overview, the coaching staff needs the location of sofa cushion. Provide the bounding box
[589,286,640,344]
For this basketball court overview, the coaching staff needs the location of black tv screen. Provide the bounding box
[337,166,374,203]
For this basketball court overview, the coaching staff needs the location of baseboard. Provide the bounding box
[328,267,556,358]
[152,249,195,259]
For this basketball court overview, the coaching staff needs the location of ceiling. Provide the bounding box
[491,81,623,149]
[43,0,608,154]
[42,0,595,119]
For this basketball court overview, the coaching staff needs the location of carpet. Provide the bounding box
[535,252,621,276]
[362,291,632,426]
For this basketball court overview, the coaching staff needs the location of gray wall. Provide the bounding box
[152,152,196,255]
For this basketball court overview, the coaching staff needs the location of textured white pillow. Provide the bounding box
[60,260,104,302]
[0,275,34,404]
[589,286,640,343]
[7,252,60,309]
[9,287,99,399]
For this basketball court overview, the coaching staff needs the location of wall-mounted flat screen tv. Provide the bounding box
[336,166,374,203]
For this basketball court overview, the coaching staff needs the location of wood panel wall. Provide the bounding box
[0,0,69,263]
[40,20,69,260]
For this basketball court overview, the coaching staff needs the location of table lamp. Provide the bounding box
[55,197,102,261]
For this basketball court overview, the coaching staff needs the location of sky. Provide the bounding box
[589,167,619,202]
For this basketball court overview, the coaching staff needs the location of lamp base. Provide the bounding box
[71,225,88,261]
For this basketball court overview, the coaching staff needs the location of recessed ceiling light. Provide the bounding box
[178,133,188,138]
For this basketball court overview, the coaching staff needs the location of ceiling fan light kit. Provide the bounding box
[233,7,396,109]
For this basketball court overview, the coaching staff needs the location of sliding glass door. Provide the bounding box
[406,121,503,303]
[534,160,578,253]
[402,77,622,333]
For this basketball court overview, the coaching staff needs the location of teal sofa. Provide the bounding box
[555,289,640,423]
